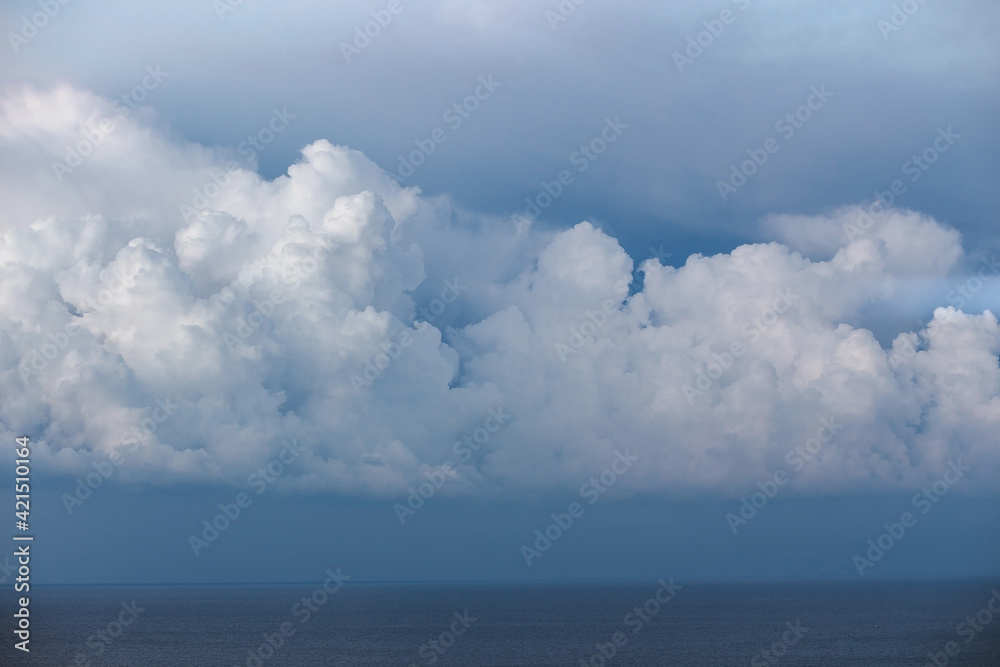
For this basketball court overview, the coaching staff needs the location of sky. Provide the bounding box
[0,0,998,584]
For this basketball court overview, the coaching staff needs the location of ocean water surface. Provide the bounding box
[3,579,999,666]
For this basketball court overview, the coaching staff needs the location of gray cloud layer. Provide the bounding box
[3,0,997,258]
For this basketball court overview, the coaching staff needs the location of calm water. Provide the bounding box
[3,579,999,666]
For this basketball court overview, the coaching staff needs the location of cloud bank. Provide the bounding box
[1,86,998,499]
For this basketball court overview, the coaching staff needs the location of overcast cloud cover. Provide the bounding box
[0,0,998,586]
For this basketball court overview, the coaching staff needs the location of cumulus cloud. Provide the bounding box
[1,85,998,499]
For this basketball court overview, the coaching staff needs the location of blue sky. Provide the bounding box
[0,0,998,584]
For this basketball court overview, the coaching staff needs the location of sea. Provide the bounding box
[3,578,998,666]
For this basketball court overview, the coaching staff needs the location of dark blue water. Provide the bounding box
[3,579,998,666]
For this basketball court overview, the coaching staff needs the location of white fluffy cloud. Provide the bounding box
[1,86,998,498]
